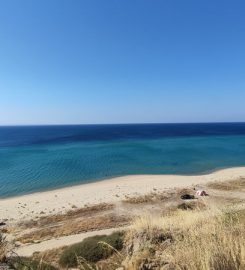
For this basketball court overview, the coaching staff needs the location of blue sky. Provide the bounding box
[0,0,245,125]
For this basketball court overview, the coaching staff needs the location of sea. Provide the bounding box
[0,123,245,198]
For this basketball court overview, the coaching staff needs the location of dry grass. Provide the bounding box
[33,242,125,270]
[125,207,245,270]
[123,190,177,205]
[17,214,130,244]
[16,203,119,244]
[176,200,207,211]
[19,203,114,229]
[207,178,245,191]
[0,233,8,263]
[32,247,66,269]
[166,210,245,270]
[96,252,124,270]
[123,194,155,204]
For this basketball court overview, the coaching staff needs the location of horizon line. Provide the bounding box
[1,121,245,127]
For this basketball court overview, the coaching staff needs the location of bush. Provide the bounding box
[177,201,206,211]
[59,231,124,268]
[177,202,193,210]
[9,257,57,270]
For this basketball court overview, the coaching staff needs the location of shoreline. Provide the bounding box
[0,165,237,200]
[1,166,245,222]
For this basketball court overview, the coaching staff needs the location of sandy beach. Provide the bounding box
[1,166,245,223]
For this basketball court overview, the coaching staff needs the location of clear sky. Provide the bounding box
[0,0,245,125]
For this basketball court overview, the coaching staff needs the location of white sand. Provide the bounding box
[1,167,245,223]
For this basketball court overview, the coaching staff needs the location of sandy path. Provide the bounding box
[1,167,245,222]
[13,227,124,257]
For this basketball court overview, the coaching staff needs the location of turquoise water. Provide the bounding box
[0,124,245,197]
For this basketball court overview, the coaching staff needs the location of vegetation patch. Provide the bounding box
[207,178,245,191]
[125,208,245,270]
[9,257,57,270]
[123,191,176,204]
[59,231,124,268]
[18,214,129,244]
[177,200,207,211]
[19,203,114,229]
[0,233,7,263]
[32,247,66,269]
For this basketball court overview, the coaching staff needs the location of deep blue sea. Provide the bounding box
[1,123,245,198]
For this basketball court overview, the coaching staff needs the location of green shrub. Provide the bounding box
[59,231,124,268]
[9,257,57,270]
